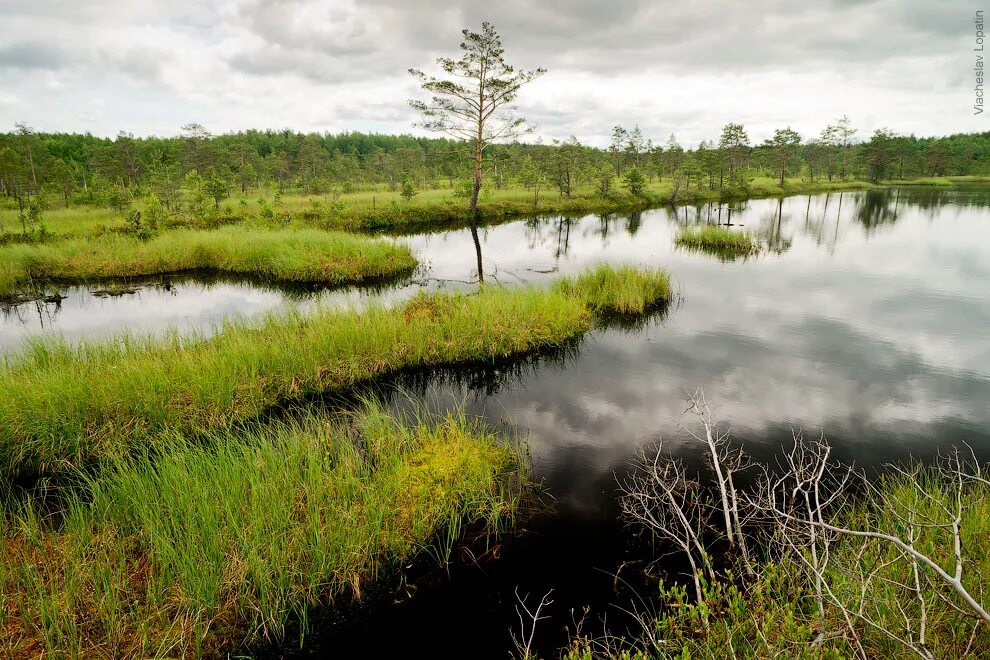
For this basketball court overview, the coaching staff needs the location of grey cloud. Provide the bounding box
[237,1,380,55]
[0,42,65,70]
[347,0,956,74]
[226,46,403,84]
[0,0,975,140]
[102,48,167,83]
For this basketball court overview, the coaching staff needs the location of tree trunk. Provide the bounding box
[470,102,484,213]
[27,144,38,192]
[470,221,484,284]
[470,177,481,212]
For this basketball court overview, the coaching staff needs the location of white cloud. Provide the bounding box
[0,0,981,144]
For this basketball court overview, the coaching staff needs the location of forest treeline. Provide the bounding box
[1,119,988,212]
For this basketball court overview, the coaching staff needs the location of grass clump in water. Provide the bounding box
[0,265,671,477]
[0,403,522,658]
[675,225,760,259]
[0,226,416,297]
[554,264,672,315]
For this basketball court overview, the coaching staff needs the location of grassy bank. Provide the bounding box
[881,175,990,186]
[567,466,990,659]
[0,226,416,298]
[675,225,760,259]
[0,265,671,477]
[1,177,892,241]
[0,404,522,658]
[249,178,881,233]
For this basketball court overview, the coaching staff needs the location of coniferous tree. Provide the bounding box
[409,22,545,213]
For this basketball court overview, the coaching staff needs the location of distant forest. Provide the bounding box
[2,121,989,209]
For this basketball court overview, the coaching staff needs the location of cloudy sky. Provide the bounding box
[0,0,984,147]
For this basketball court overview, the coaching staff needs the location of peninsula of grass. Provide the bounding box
[0,226,416,299]
[0,404,522,658]
[675,225,760,259]
[0,265,671,477]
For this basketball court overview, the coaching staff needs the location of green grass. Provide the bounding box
[296,186,663,232]
[554,263,672,316]
[0,176,894,241]
[0,265,672,478]
[675,225,760,259]
[885,175,990,186]
[0,403,522,658]
[881,176,955,187]
[0,226,416,297]
[568,467,990,659]
[258,178,882,232]
[743,176,875,198]
[946,175,990,183]
[0,204,118,239]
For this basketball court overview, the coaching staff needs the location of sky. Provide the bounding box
[0,0,985,147]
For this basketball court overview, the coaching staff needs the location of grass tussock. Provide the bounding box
[675,225,760,258]
[554,264,671,316]
[0,404,521,658]
[0,226,416,297]
[0,265,671,477]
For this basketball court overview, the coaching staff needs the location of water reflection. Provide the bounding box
[7,185,978,354]
[0,273,413,352]
[5,189,990,488]
[277,186,990,658]
[6,187,990,658]
[378,187,990,512]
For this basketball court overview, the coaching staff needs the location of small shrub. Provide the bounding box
[622,167,647,195]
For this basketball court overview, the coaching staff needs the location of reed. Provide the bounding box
[0,404,522,658]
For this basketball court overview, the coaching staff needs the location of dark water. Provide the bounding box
[4,187,990,657]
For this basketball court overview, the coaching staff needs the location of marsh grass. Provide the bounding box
[553,264,672,316]
[0,226,416,297]
[675,225,760,259]
[882,177,955,187]
[0,177,889,241]
[285,179,880,232]
[0,403,522,658]
[0,266,671,477]
[300,187,664,231]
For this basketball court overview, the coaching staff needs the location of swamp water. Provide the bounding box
[4,187,989,657]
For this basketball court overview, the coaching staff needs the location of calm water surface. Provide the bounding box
[4,187,990,657]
